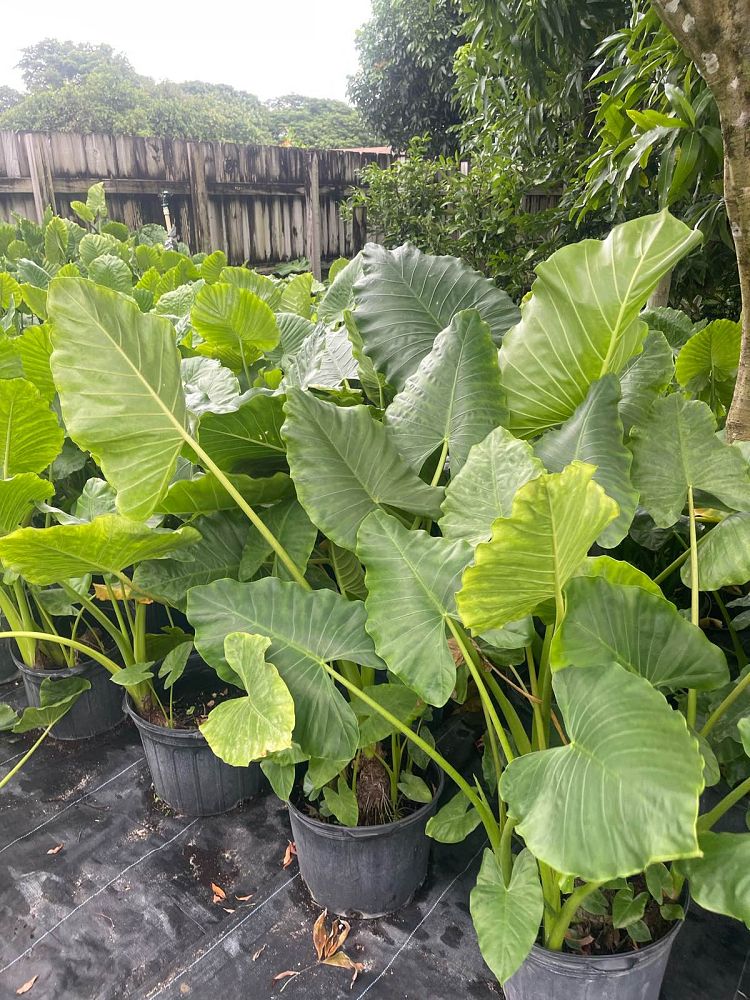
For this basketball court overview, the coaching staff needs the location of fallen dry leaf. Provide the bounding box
[273,971,298,982]
[312,910,328,961]
[322,950,365,986]
[222,907,235,914]
[235,893,253,902]
[16,976,38,995]
[281,841,297,868]
[46,844,63,855]
[210,882,226,903]
[252,944,267,961]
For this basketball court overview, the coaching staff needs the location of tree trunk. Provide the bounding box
[651,0,750,440]
[648,271,672,309]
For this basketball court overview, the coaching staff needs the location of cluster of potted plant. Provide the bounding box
[1,200,750,999]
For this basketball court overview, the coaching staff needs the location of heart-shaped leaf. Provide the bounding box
[0,378,63,476]
[676,833,750,928]
[191,282,280,374]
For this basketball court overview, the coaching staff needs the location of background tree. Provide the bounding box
[0,86,21,114]
[265,95,377,148]
[16,39,133,91]
[347,0,463,153]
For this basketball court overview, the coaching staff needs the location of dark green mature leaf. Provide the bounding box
[612,888,649,928]
[200,632,295,765]
[358,510,471,706]
[196,392,286,472]
[681,513,750,590]
[501,211,701,437]
[282,325,358,389]
[385,309,506,475]
[440,426,543,547]
[48,278,187,520]
[641,305,694,348]
[134,510,248,610]
[677,833,750,928]
[156,471,292,515]
[13,675,91,732]
[282,388,444,550]
[0,378,63,476]
[158,642,192,689]
[187,577,384,761]
[239,498,317,582]
[457,463,618,632]
[501,662,703,881]
[109,661,155,687]
[426,790,482,843]
[354,683,421,746]
[323,776,359,827]
[470,849,543,985]
[618,331,674,434]
[353,242,519,389]
[631,395,750,527]
[551,576,729,691]
[535,376,637,547]
[0,515,200,584]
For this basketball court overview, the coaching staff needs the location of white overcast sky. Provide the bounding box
[0,0,373,101]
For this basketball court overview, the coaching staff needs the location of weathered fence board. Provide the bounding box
[0,130,391,269]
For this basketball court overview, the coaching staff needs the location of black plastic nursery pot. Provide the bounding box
[15,649,124,740]
[0,634,18,683]
[503,905,686,1000]
[288,769,445,918]
[124,696,261,816]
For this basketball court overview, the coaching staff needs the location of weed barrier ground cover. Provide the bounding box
[0,678,748,1000]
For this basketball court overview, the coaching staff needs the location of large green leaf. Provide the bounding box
[88,254,133,295]
[199,632,295,765]
[17,324,55,401]
[282,388,444,550]
[134,510,248,610]
[500,211,701,437]
[191,282,280,374]
[535,376,637,547]
[156,471,292,515]
[457,463,618,632]
[677,833,750,929]
[631,395,750,527]
[0,474,54,535]
[357,510,471,707]
[317,253,362,324]
[181,357,241,417]
[440,426,543,547]
[385,310,506,475]
[219,266,283,309]
[675,319,741,407]
[239,498,317,582]
[681,513,750,590]
[551,576,729,691]
[0,378,63,475]
[13,675,91,732]
[0,515,200,584]
[617,331,673,434]
[196,392,286,472]
[282,326,358,389]
[48,278,187,520]
[353,243,519,389]
[641,305,694,348]
[501,662,703,880]
[187,577,384,761]
[280,272,313,318]
[470,849,544,985]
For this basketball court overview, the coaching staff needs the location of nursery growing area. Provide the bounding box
[0,185,749,999]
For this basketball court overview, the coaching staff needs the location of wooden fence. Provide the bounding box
[0,131,392,277]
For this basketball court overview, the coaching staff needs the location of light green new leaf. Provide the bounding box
[426,789,482,843]
[17,324,55,401]
[88,254,133,295]
[239,497,317,582]
[385,309,507,475]
[398,773,433,804]
[500,211,701,437]
[134,510,248,610]
[197,392,286,472]
[0,514,200,584]
[358,510,471,706]
[631,395,750,527]
[219,267,283,309]
[353,243,519,389]
[681,513,750,590]
[440,426,543,547]
[191,282,280,374]
[470,849,543,985]
[200,632,295,765]
[0,378,63,476]
[618,331,674,434]
[282,388,444,550]
[13,675,91,732]
[0,474,54,535]
[280,272,313,318]
[187,576,384,761]
[535,376,638,547]
[282,325,358,389]
[576,555,664,596]
[551,576,729,690]
[500,662,703,880]
[44,217,68,267]
[677,833,750,929]
[158,642,192,689]
[317,253,362,324]
[48,278,188,520]
[457,463,618,633]
[108,661,155,687]
[675,319,741,406]
[199,250,228,284]
[157,471,292,515]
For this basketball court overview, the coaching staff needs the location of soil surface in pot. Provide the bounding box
[136,682,235,730]
[26,629,109,671]
[564,875,675,957]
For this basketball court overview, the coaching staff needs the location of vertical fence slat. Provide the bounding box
[305,152,322,279]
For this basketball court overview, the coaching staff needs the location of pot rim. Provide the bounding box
[288,765,445,840]
[14,645,115,680]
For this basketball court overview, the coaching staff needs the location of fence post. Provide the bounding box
[305,151,322,280]
[24,133,56,221]
[186,141,213,254]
